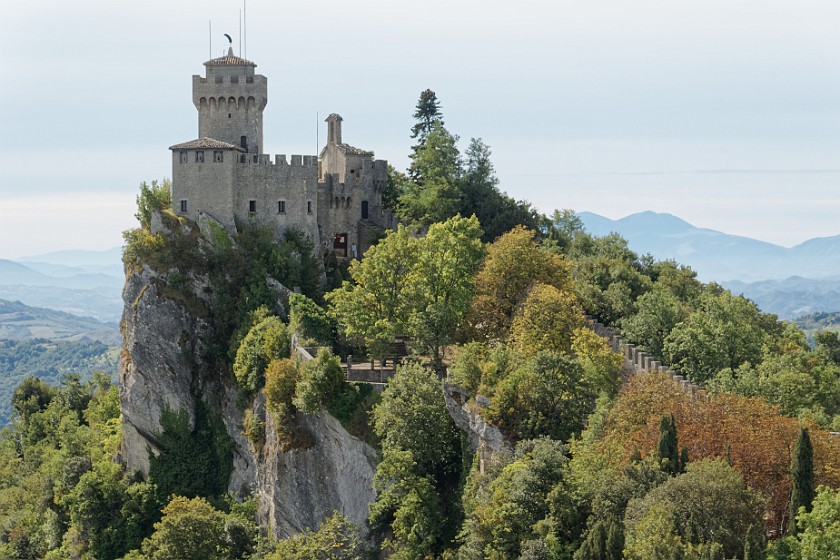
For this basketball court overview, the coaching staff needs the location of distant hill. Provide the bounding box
[723,277,840,320]
[0,249,124,322]
[578,211,840,282]
[0,299,120,344]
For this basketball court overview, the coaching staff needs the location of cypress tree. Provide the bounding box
[573,520,606,560]
[743,523,766,560]
[680,446,689,473]
[658,414,679,475]
[604,517,624,560]
[629,446,642,463]
[789,427,814,534]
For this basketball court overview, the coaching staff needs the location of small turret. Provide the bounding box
[326,113,343,145]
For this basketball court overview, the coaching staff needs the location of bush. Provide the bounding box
[232,316,290,391]
[294,349,344,413]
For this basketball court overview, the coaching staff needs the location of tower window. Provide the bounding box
[195,151,204,163]
[179,151,188,164]
[179,200,188,213]
[249,200,257,213]
[307,201,313,214]
[228,113,231,119]
[240,136,248,152]
[213,151,223,163]
[361,200,369,219]
[278,200,286,214]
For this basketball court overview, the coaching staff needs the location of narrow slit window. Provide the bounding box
[249,200,257,213]
[307,201,312,214]
[278,200,286,214]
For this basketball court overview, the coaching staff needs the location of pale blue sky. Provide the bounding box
[1,0,838,258]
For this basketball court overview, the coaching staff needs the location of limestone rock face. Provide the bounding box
[119,261,376,536]
[442,382,512,471]
[259,411,377,539]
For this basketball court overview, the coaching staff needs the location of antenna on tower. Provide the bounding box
[316,112,319,157]
[239,10,242,56]
[209,20,212,59]
[243,0,247,59]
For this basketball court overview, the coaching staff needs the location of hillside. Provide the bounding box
[0,299,120,344]
[0,253,124,322]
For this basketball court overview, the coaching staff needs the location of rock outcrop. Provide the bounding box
[118,219,377,537]
[442,382,512,472]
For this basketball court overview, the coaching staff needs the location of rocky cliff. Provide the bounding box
[119,214,376,538]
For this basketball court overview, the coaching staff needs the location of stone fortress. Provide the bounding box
[169,47,393,258]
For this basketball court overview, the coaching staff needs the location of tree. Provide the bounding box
[400,123,462,225]
[135,179,172,229]
[571,327,624,398]
[288,293,334,346]
[509,283,586,355]
[328,216,483,367]
[489,351,595,442]
[372,362,461,480]
[658,415,680,476]
[266,511,366,560]
[410,88,444,141]
[408,215,484,366]
[327,224,419,363]
[232,315,290,391]
[795,485,840,559]
[625,460,764,558]
[294,349,344,413]
[459,138,540,242]
[622,287,684,358]
[789,427,815,534]
[468,226,574,343]
[664,289,769,383]
[743,524,767,560]
[137,496,255,560]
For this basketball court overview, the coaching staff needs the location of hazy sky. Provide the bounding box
[1,0,838,258]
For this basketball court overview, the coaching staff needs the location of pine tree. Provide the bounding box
[410,89,443,141]
[789,427,814,534]
[658,414,679,475]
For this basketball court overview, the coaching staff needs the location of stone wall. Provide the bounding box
[586,316,702,394]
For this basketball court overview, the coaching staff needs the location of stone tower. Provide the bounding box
[192,47,267,154]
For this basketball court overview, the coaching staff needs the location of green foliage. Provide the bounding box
[468,225,574,343]
[509,283,586,355]
[373,362,461,479]
[148,401,234,502]
[134,495,257,560]
[328,215,484,366]
[792,485,840,559]
[459,438,573,559]
[625,460,765,558]
[267,511,366,559]
[489,351,595,442]
[459,138,540,242]
[232,315,289,391]
[134,179,172,229]
[789,427,815,534]
[401,123,462,226]
[369,363,463,556]
[622,286,685,358]
[0,339,115,426]
[664,288,769,383]
[411,88,444,142]
[657,414,680,476]
[743,524,767,560]
[571,327,624,398]
[294,349,344,413]
[571,233,651,326]
[289,293,335,346]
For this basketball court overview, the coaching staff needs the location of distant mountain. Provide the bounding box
[0,299,120,344]
[0,248,124,322]
[723,277,840,320]
[578,211,840,282]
